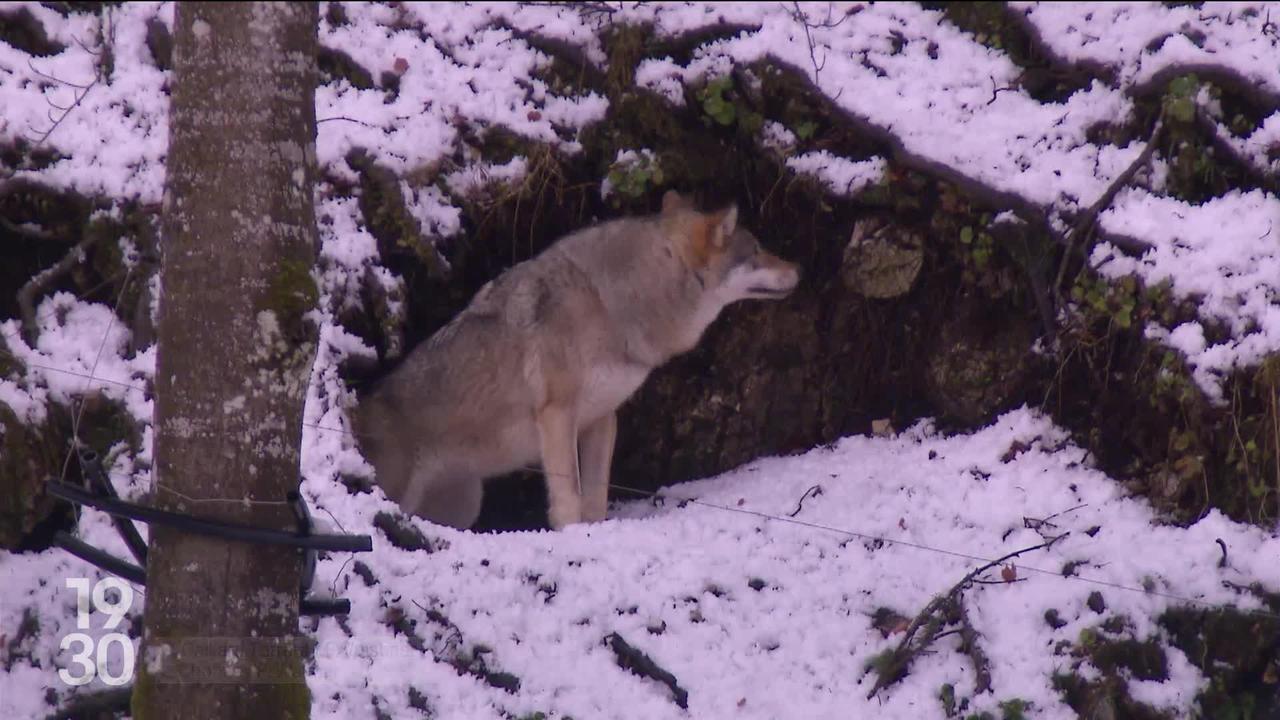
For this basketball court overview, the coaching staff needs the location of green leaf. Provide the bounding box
[1167,73,1200,98]
[1115,307,1132,329]
[960,226,974,244]
[1168,97,1195,123]
[939,684,957,716]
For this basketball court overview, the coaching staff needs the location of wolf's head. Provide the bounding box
[661,190,800,304]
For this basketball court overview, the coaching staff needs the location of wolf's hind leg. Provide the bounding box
[578,412,616,523]
[537,404,582,529]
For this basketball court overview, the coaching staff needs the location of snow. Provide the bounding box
[291,408,1278,719]
[3,1,1280,718]
[0,2,169,202]
[786,150,885,196]
[1092,188,1280,400]
[1013,2,1280,96]
[0,292,153,422]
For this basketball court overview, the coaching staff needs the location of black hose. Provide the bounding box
[54,531,352,617]
[47,480,372,553]
[76,448,150,566]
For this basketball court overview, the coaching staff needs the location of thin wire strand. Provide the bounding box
[0,351,149,393]
[59,266,134,487]
[607,483,1280,621]
[151,482,294,507]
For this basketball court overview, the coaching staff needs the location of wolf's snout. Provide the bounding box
[780,263,801,293]
[747,261,800,299]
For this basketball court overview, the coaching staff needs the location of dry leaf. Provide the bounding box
[392,57,409,75]
[1001,564,1017,582]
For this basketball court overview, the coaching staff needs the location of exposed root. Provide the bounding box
[1053,107,1167,310]
[606,632,690,709]
[16,234,97,343]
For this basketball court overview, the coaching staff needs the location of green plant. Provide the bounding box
[698,76,736,126]
[1163,73,1200,123]
[605,150,665,200]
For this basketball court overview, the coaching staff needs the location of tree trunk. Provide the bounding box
[134,3,319,718]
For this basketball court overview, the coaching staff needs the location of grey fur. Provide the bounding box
[354,192,799,529]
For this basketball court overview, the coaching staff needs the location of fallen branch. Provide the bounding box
[606,632,689,709]
[866,533,1068,699]
[954,601,992,695]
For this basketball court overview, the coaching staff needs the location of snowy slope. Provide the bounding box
[2,2,1280,718]
[297,409,1280,720]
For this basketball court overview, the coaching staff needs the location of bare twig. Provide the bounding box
[788,484,823,517]
[987,74,1017,105]
[867,533,1068,699]
[786,2,855,89]
[518,1,622,24]
[24,63,100,148]
[26,58,93,90]
[317,115,381,128]
[24,7,110,147]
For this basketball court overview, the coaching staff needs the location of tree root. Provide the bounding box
[606,632,689,709]
[17,234,97,344]
[1052,107,1167,308]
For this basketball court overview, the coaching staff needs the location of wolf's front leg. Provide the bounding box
[578,412,617,523]
[537,403,582,529]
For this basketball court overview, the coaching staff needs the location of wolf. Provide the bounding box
[354,190,800,530]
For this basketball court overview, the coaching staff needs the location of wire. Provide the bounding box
[608,483,1280,621]
[60,265,134,488]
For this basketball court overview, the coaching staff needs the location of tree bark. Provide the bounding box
[134,3,319,719]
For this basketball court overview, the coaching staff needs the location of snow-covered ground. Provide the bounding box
[3,2,1280,718]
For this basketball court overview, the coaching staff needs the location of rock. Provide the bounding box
[925,300,1033,425]
[841,218,924,300]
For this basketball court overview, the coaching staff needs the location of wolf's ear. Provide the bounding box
[710,204,738,248]
[662,190,691,215]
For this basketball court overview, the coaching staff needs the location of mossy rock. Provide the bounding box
[1161,604,1280,718]
[925,299,1034,425]
[0,403,64,549]
[842,217,924,299]
[0,391,142,550]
